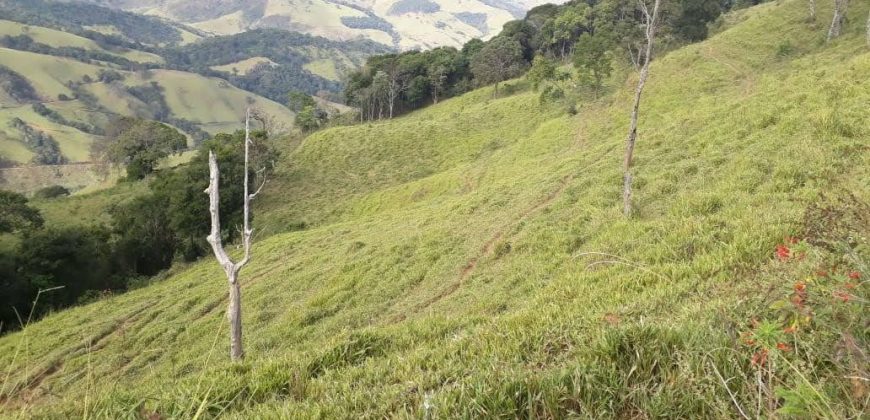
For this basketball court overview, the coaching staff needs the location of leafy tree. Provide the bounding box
[0,190,43,233]
[470,36,527,95]
[93,117,186,180]
[0,249,30,331]
[550,3,593,59]
[573,33,613,95]
[288,90,317,112]
[295,105,328,132]
[152,129,276,260]
[111,193,177,276]
[16,226,115,310]
[673,0,722,41]
[527,55,557,91]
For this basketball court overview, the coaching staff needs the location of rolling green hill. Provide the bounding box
[0,42,297,167]
[0,0,391,176]
[67,0,552,50]
[0,0,868,418]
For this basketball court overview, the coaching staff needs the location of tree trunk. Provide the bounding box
[827,0,850,42]
[204,109,265,362]
[809,0,816,22]
[622,0,661,218]
[866,9,869,46]
[228,276,243,360]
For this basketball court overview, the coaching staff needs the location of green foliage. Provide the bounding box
[93,117,186,180]
[295,105,328,132]
[33,185,70,199]
[573,33,613,95]
[15,226,116,310]
[526,55,557,90]
[287,90,317,113]
[0,0,186,46]
[0,64,38,102]
[8,117,65,165]
[0,190,43,233]
[471,36,528,93]
[1,1,869,417]
[672,0,723,41]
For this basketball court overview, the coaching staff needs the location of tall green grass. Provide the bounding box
[0,0,867,417]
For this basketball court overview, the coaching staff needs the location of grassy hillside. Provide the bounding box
[0,40,296,168]
[1,0,868,418]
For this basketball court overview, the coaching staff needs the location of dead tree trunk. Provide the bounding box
[622,0,662,218]
[827,0,850,42]
[205,109,266,362]
[866,9,869,46]
[808,0,816,22]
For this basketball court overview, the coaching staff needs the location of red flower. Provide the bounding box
[776,342,791,352]
[793,282,806,293]
[776,244,791,261]
[751,349,768,367]
[848,271,861,280]
[833,291,851,303]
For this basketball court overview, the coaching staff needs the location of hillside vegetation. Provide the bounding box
[1,0,868,418]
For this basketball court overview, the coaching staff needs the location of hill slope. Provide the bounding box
[0,39,297,166]
[0,0,868,418]
[65,0,553,49]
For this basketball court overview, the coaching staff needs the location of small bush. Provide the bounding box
[33,185,70,199]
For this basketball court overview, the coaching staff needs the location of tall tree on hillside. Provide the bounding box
[470,36,527,96]
[204,110,266,361]
[92,117,186,180]
[622,0,663,217]
[573,32,613,96]
[827,0,850,41]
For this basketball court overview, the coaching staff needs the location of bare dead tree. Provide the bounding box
[866,9,870,46]
[204,109,266,361]
[808,0,816,22]
[622,0,662,217]
[827,0,850,42]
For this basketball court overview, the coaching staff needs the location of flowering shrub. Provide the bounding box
[735,236,867,417]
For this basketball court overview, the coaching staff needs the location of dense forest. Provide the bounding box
[345,0,745,120]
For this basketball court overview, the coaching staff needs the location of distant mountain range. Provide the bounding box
[63,0,555,49]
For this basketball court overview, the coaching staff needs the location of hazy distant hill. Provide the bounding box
[63,0,556,49]
[0,0,394,170]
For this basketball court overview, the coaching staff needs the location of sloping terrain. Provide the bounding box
[0,41,296,166]
[0,0,867,418]
[67,0,554,49]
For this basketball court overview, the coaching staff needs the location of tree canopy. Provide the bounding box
[92,117,187,180]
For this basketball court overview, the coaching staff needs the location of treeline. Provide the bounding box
[0,130,276,334]
[8,118,65,165]
[346,0,734,120]
[0,35,157,72]
[160,28,391,100]
[0,65,39,103]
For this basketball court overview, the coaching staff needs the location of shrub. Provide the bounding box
[33,185,70,199]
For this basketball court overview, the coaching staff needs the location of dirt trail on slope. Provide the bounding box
[394,144,620,321]
[1,304,151,409]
